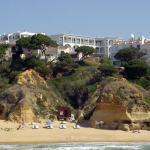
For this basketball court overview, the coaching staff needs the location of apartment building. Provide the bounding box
[50,34,115,58]
[0,31,45,44]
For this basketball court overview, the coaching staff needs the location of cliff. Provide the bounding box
[84,77,150,130]
[0,69,68,122]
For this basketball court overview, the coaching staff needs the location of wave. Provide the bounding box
[0,142,149,150]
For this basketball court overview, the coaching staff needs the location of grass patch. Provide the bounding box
[144,96,150,105]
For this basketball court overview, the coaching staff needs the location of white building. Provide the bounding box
[50,34,116,58]
[22,45,73,62]
[0,31,45,44]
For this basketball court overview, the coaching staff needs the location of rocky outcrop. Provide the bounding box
[16,69,48,87]
[84,77,150,130]
[0,69,68,122]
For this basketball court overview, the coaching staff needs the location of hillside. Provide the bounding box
[0,69,69,121]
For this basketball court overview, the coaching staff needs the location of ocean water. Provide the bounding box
[0,142,150,150]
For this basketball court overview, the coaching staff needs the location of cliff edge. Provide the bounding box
[84,77,150,130]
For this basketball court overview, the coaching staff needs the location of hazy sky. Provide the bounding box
[0,0,150,38]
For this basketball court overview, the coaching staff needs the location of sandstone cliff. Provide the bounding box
[0,69,68,122]
[83,77,150,130]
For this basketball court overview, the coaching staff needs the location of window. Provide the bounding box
[76,38,80,44]
[72,38,75,43]
[89,39,94,45]
[96,47,99,53]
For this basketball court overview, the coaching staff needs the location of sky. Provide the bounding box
[0,0,150,38]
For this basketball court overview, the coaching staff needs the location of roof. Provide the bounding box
[50,33,118,40]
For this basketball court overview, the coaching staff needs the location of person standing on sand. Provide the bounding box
[17,119,25,130]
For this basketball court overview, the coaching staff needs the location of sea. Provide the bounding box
[0,143,150,150]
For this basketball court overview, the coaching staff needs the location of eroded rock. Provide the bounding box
[84,77,150,130]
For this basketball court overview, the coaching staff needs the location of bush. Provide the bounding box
[100,57,113,65]
[24,56,50,78]
[0,76,10,92]
[52,52,77,77]
[99,64,118,76]
[124,60,150,79]
[8,70,21,83]
[144,96,150,105]
[9,55,51,79]
[135,76,150,90]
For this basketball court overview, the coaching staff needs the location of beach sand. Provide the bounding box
[0,120,150,144]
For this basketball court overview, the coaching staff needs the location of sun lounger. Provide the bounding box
[73,124,80,129]
[59,124,67,129]
[43,124,53,129]
[32,124,39,129]
[47,124,53,129]
[132,130,140,133]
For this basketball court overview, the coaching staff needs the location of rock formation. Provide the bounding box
[0,69,68,122]
[84,77,150,130]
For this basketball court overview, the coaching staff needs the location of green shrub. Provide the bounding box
[135,77,150,90]
[0,76,10,92]
[99,64,118,76]
[144,96,150,105]
[124,60,150,79]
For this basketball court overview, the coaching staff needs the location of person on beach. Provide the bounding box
[44,119,53,128]
[17,119,25,130]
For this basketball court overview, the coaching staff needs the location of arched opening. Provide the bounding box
[64,44,71,48]
[74,45,79,50]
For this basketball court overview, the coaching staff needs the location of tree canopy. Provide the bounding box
[30,34,58,49]
[75,46,95,59]
[58,51,74,65]
[114,47,145,62]
[114,46,150,83]
[16,37,31,49]
[16,34,58,49]
[16,34,58,62]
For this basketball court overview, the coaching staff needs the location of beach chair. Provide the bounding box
[43,124,53,129]
[47,124,53,129]
[59,124,67,129]
[73,124,80,129]
[32,124,39,129]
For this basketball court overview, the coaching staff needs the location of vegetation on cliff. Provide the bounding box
[0,36,150,123]
[115,47,150,90]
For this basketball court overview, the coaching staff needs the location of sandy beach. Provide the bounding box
[0,120,150,144]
